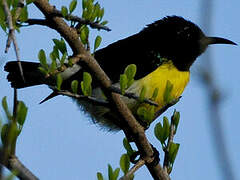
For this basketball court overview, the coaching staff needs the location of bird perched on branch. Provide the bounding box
[4,16,236,130]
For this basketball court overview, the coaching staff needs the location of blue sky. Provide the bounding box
[0,0,239,179]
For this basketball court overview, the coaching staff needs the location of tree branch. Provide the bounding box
[33,0,169,179]
[0,149,39,180]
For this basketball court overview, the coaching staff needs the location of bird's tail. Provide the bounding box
[4,61,47,89]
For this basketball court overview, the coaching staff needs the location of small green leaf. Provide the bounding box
[137,106,147,121]
[56,74,62,90]
[120,74,127,94]
[154,122,164,144]
[124,64,136,81]
[108,164,114,180]
[139,86,146,102]
[169,142,180,164]
[120,154,130,174]
[71,80,79,94]
[53,38,67,55]
[61,6,68,18]
[151,88,159,101]
[19,6,28,22]
[94,35,102,52]
[162,116,170,141]
[1,124,9,145]
[52,45,60,60]
[172,110,180,134]
[16,101,28,126]
[113,168,120,180]
[60,52,67,66]
[100,20,108,26]
[50,52,57,62]
[50,59,57,73]
[97,172,104,180]
[38,49,48,69]
[38,67,48,75]
[163,80,173,103]
[81,72,92,96]
[2,96,12,120]
[82,0,88,10]
[123,138,134,156]
[69,0,77,14]
[79,25,89,45]
[26,0,34,5]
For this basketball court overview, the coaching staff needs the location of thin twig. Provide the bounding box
[2,0,25,82]
[33,0,169,179]
[0,150,39,180]
[154,97,181,119]
[109,86,158,107]
[52,9,111,31]
[120,159,145,180]
[57,90,109,106]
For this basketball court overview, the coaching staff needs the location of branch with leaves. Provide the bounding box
[0,0,183,179]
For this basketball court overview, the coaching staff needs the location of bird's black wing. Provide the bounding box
[94,32,161,84]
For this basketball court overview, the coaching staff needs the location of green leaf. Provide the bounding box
[50,59,57,73]
[162,116,170,141]
[82,0,88,10]
[169,142,180,164]
[16,101,28,126]
[139,86,146,102]
[50,52,57,62]
[53,38,67,55]
[60,52,67,66]
[19,6,28,22]
[2,96,12,120]
[79,25,89,45]
[26,0,34,5]
[151,88,159,101]
[38,67,48,75]
[113,168,120,180]
[100,20,108,26]
[108,164,114,180]
[163,80,173,103]
[52,45,60,60]
[56,74,62,90]
[97,172,104,180]
[81,72,92,96]
[99,8,105,20]
[120,74,127,94]
[124,64,136,81]
[172,110,180,134]
[38,49,48,69]
[61,6,68,18]
[71,80,79,94]
[154,122,164,144]
[69,0,77,14]
[123,138,134,156]
[94,35,102,52]
[120,154,130,174]
[1,124,8,145]
[137,106,147,121]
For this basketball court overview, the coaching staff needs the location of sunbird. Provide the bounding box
[4,16,236,130]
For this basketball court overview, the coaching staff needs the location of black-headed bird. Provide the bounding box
[4,16,236,130]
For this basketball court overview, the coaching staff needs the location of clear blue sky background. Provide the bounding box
[0,0,239,179]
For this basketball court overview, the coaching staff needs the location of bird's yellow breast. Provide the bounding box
[126,61,190,112]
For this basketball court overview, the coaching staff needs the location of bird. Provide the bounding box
[4,16,236,130]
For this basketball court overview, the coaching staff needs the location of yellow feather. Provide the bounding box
[125,61,190,112]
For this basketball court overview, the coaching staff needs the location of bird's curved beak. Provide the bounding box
[207,37,237,45]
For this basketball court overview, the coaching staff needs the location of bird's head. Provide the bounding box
[142,16,236,71]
